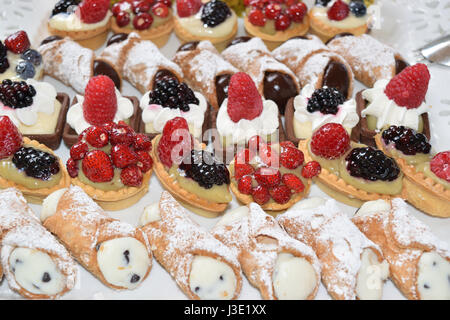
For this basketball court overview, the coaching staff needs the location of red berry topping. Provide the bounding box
[310,123,350,159]
[136,151,153,173]
[111,144,138,168]
[384,64,430,109]
[66,158,79,178]
[275,13,291,31]
[227,72,263,123]
[264,3,282,19]
[234,163,254,180]
[258,143,278,167]
[112,2,131,16]
[269,185,291,204]
[280,145,304,169]
[70,141,89,161]
[282,173,305,193]
[152,2,169,17]
[120,164,143,186]
[116,11,131,27]
[83,76,118,126]
[4,31,30,54]
[288,2,307,23]
[301,160,321,178]
[176,0,202,18]
[78,0,110,24]
[430,151,450,183]
[84,126,109,148]
[238,175,253,195]
[133,12,153,30]
[251,185,270,205]
[248,135,266,152]
[82,150,114,183]
[235,148,255,164]
[280,140,295,149]
[109,123,135,146]
[254,166,281,188]
[0,116,22,160]
[285,0,298,7]
[248,8,266,26]
[133,133,152,152]
[133,0,151,13]
[158,0,172,8]
[158,117,193,168]
[327,0,349,21]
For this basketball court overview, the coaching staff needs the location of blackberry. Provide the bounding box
[0,57,9,74]
[382,125,431,156]
[315,0,331,6]
[307,87,345,115]
[51,0,80,16]
[349,1,367,17]
[201,0,231,28]
[179,150,230,189]
[0,79,36,109]
[0,41,6,58]
[149,77,199,112]
[346,147,400,182]
[12,147,60,181]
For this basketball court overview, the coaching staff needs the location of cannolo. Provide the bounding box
[272,35,354,99]
[41,186,152,290]
[38,36,122,94]
[211,203,321,300]
[354,198,450,300]
[327,33,409,88]
[277,198,389,300]
[139,191,242,300]
[0,188,76,299]
[173,40,239,110]
[221,37,300,114]
[99,33,183,94]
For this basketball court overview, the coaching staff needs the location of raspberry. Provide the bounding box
[84,126,109,148]
[270,185,292,204]
[234,163,254,180]
[83,76,118,126]
[4,31,30,54]
[430,151,450,183]
[66,158,79,178]
[158,117,193,167]
[288,2,307,23]
[327,0,349,21]
[254,167,281,188]
[136,151,153,173]
[251,185,270,205]
[274,13,291,31]
[310,123,350,159]
[176,0,202,17]
[280,145,304,169]
[0,116,23,160]
[82,150,114,183]
[384,64,430,109]
[120,164,143,186]
[301,161,321,178]
[227,73,263,123]
[111,144,138,168]
[238,175,253,195]
[133,133,152,152]
[282,173,305,193]
[264,3,282,19]
[78,0,110,23]
[70,141,89,161]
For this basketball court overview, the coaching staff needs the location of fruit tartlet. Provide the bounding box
[139,75,211,142]
[0,116,70,204]
[174,0,238,51]
[309,0,372,42]
[284,85,359,145]
[152,117,232,217]
[66,121,154,211]
[355,64,431,147]
[374,125,450,218]
[48,0,112,50]
[111,0,174,48]
[0,79,69,149]
[299,122,403,207]
[244,0,310,50]
[211,72,285,164]
[229,138,316,212]
[0,31,43,82]
[64,75,139,147]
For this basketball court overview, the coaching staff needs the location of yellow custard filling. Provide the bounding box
[415,162,450,190]
[77,167,124,191]
[18,100,61,135]
[366,115,424,133]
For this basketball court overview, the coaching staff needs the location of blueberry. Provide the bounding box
[21,49,42,66]
[16,60,35,80]
[349,1,367,17]
[315,0,331,6]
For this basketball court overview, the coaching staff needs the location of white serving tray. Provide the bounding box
[0,0,449,300]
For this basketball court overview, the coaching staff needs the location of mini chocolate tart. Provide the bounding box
[23,92,69,150]
[63,96,140,148]
[354,90,431,147]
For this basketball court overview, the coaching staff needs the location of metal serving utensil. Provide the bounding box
[414,35,450,67]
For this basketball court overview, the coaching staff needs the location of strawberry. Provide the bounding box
[227,73,263,123]
[84,126,109,148]
[158,117,193,168]
[247,135,266,153]
[280,145,304,169]
[258,143,278,167]
[251,185,270,205]
[264,3,282,19]
[288,2,307,23]
[0,116,22,159]
[235,148,255,165]
[4,31,30,54]
[133,133,152,152]
[254,166,281,188]
[282,173,304,193]
[270,185,292,204]
[234,163,254,180]
[384,64,430,109]
[70,141,89,161]
[280,141,296,149]
[83,76,118,126]
[120,164,143,186]
[66,158,79,178]
[430,151,450,183]
[301,161,321,178]
[238,175,253,195]
[109,122,135,146]
[327,0,349,21]
[248,8,266,26]
[111,144,138,168]
[310,123,350,159]
[82,150,114,183]
[176,0,202,17]
[136,151,153,173]
[78,0,110,24]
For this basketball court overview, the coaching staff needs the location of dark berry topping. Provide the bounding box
[0,41,7,58]
[21,49,42,66]
[15,61,35,80]
[149,76,199,112]
[179,150,230,189]
[0,57,9,74]
[201,0,231,28]
[349,1,367,17]
[51,0,80,16]
[12,147,60,180]
[382,125,431,156]
[346,147,400,182]
[307,87,345,115]
[315,0,331,6]
[0,79,36,109]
